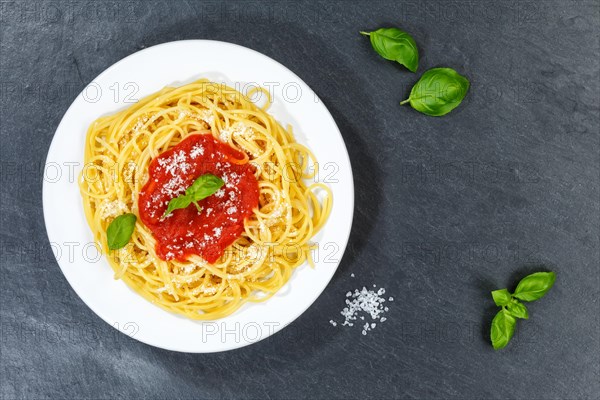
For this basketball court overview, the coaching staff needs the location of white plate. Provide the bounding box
[43,40,354,353]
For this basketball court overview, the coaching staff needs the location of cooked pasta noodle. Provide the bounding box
[79,79,332,320]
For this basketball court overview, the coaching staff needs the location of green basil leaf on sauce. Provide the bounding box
[401,67,470,116]
[360,28,419,72]
[106,213,137,250]
[186,174,224,200]
[164,173,224,217]
[164,196,192,217]
[512,271,556,302]
[490,309,516,350]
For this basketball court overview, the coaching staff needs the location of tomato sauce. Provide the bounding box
[138,134,259,263]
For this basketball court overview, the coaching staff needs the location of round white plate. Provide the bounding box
[43,40,354,352]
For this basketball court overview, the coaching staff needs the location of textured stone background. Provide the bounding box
[1,1,599,398]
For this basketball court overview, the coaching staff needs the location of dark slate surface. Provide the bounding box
[1,1,599,399]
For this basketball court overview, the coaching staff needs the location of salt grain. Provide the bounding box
[330,284,391,335]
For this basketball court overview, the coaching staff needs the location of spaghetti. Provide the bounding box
[79,79,332,320]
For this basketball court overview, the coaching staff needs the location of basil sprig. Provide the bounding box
[106,213,137,250]
[401,67,470,116]
[360,28,419,72]
[490,271,556,350]
[164,173,224,217]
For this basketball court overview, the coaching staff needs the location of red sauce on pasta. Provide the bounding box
[138,134,259,263]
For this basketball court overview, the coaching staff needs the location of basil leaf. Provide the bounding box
[192,201,203,213]
[490,309,516,350]
[491,288,512,306]
[106,213,136,250]
[506,300,529,319]
[164,195,192,217]
[401,67,470,116]
[360,28,419,72]
[513,271,556,302]
[186,173,224,200]
[163,173,224,217]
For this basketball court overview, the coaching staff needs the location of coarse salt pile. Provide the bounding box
[329,281,393,335]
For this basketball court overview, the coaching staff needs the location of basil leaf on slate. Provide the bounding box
[360,28,419,72]
[491,309,516,350]
[512,271,556,302]
[491,288,512,306]
[506,300,529,320]
[401,67,470,116]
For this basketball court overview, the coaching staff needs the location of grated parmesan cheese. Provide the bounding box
[182,264,196,274]
[99,200,127,219]
[218,122,254,143]
[226,206,237,215]
[157,150,191,176]
[161,175,186,197]
[177,108,215,126]
[190,144,205,159]
[131,115,149,134]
